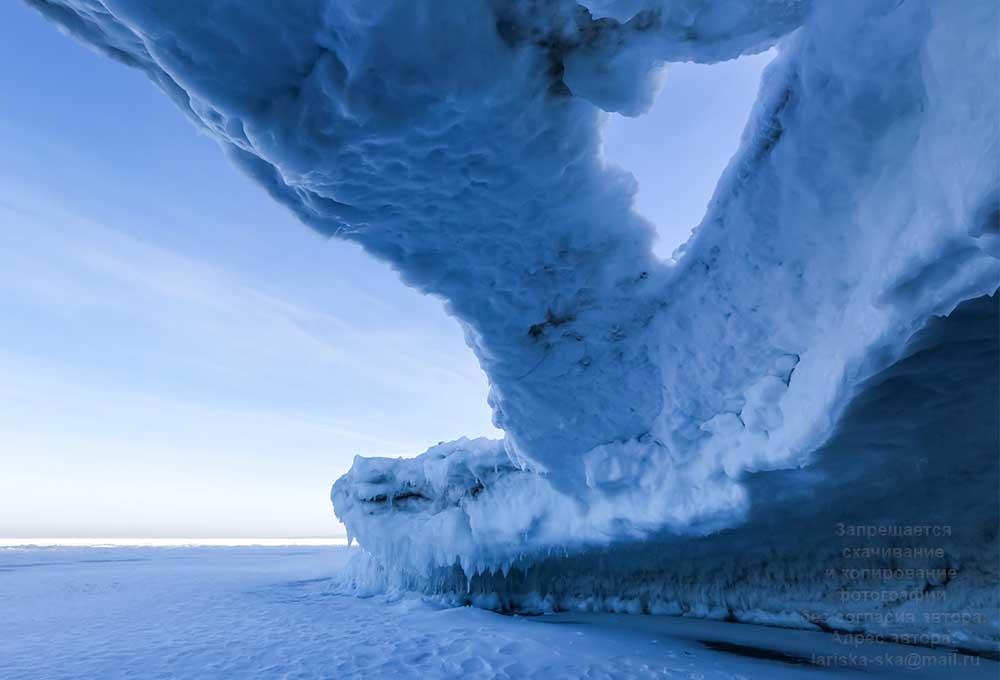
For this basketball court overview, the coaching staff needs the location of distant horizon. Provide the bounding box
[0,537,349,547]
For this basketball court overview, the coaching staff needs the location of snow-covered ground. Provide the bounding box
[0,545,994,679]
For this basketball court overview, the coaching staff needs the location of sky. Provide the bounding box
[0,3,771,538]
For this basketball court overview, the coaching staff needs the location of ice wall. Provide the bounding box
[340,294,1000,653]
[28,0,999,650]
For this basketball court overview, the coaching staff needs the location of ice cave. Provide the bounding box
[26,0,1000,656]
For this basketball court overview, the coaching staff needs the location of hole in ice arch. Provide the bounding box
[602,50,776,261]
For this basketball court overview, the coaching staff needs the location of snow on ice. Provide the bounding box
[1,545,996,679]
[25,0,1000,652]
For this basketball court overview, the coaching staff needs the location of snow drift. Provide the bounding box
[28,0,999,652]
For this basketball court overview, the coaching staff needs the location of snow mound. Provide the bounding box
[28,0,999,651]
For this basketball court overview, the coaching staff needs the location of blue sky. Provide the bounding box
[0,3,770,537]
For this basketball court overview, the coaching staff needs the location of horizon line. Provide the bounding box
[0,537,350,547]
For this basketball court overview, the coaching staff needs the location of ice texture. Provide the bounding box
[27,0,1000,651]
[339,293,1000,654]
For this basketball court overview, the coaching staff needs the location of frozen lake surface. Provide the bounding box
[0,545,993,679]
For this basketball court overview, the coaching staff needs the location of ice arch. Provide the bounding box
[25,0,820,492]
[28,0,999,649]
[26,0,808,484]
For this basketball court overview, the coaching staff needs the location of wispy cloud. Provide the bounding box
[0,189,498,537]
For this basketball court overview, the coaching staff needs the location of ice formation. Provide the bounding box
[29,0,999,651]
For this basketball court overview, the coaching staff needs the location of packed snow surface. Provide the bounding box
[1,545,996,679]
[26,0,1000,652]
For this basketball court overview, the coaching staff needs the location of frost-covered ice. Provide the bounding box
[1,545,996,679]
[335,294,1000,654]
[25,0,1000,654]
